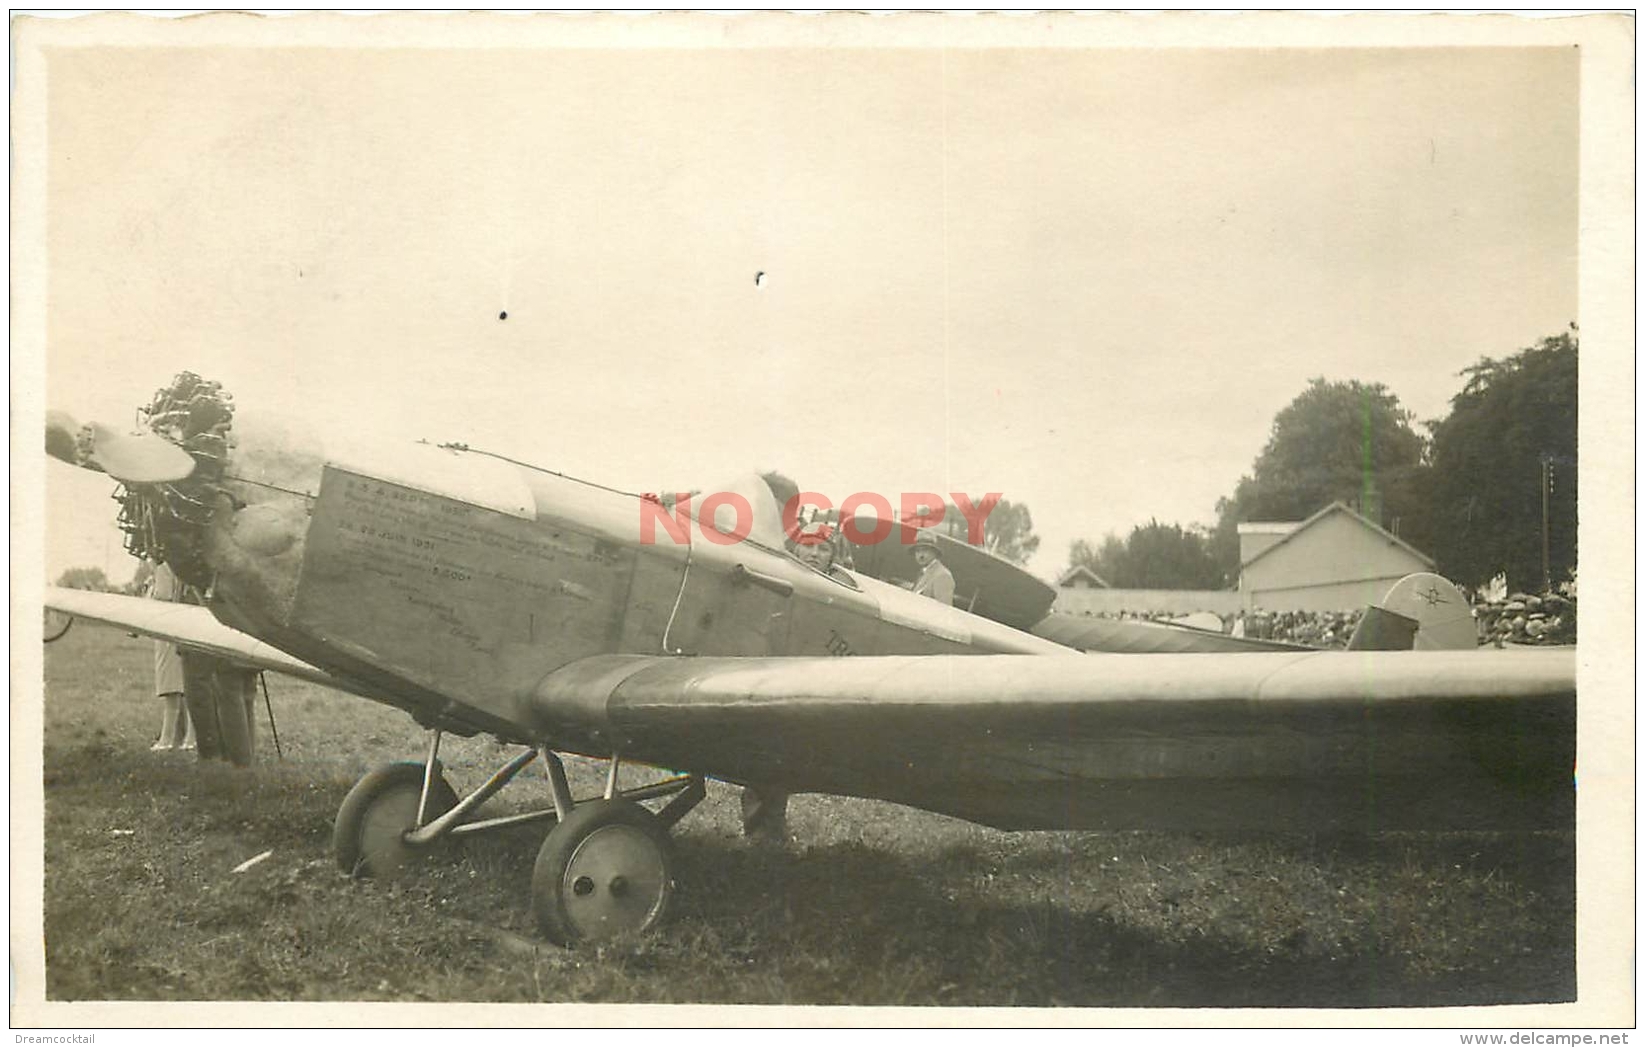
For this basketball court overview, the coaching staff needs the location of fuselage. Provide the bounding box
[199,440,1069,745]
[59,430,1573,834]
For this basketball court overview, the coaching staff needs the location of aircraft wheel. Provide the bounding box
[532,799,675,946]
[333,762,459,879]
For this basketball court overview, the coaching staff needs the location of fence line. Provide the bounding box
[1052,588,1242,616]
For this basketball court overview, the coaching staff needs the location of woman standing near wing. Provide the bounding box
[147,560,194,752]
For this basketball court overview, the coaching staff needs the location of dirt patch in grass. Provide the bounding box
[37,628,1574,1006]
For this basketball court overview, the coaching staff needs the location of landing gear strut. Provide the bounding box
[330,733,705,945]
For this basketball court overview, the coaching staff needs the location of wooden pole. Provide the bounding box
[1541,455,1552,593]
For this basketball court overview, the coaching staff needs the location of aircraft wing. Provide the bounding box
[532,647,1575,834]
[43,586,362,696]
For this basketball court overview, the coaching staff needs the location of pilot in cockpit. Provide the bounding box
[790,524,835,573]
[790,511,855,576]
[760,471,853,577]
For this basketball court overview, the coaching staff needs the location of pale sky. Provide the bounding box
[40,40,1579,581]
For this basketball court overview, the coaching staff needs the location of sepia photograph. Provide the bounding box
[11,10,1634,1029]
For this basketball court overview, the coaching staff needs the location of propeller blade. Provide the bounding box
[84,422,197,483]
[45,410,82,465]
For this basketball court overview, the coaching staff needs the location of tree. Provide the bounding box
[941,498,1040,565]
[1427,330,1577,592]
[55,566,110,591]
[1069,535,1125,585]
[1070,520,1225,589]
[1212,379,1432,578]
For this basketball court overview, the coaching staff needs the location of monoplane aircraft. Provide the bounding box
[42,374,1576,945]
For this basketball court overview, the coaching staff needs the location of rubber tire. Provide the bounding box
[532,799,675,946]
[333,761,459,879]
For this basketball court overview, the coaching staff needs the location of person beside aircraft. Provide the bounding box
[146,561,194,752]
[182,655,259,767]
[161,552,256,768]
[739,786,789,847]
[909,531,955,605]
[145,555,256,765]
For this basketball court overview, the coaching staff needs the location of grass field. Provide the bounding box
[38,626,1575,1007]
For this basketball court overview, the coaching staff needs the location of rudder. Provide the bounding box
[1347,572,1477,651]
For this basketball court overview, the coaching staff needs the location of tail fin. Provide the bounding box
[1347,572,1477,651]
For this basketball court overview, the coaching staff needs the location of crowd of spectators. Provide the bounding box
[1239,609,1363,648]
[1078,607,1364,648]
[1075,587,1577,649]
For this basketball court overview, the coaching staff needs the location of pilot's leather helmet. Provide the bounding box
[911,530,942,556]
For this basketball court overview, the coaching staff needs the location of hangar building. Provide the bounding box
[1238,502,1433,612]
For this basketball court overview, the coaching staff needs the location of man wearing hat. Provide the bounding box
[910,530,955,605]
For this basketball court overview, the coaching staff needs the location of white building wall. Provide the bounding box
[1237,530,1289,564]
[1247,576,1413,613]
[1241,511,1430,612]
